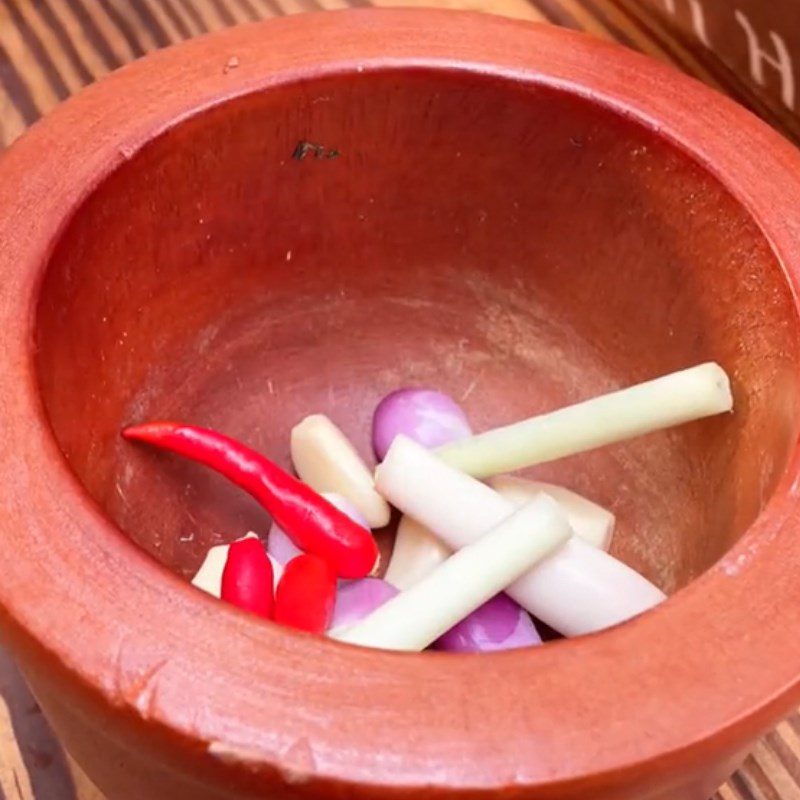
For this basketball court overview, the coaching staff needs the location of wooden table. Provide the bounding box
[0,1,798,798]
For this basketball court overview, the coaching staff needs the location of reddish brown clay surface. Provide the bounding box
[0,9,800,800]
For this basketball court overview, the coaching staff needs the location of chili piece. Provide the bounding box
[221,537,274,618]
[274,554,337,634]
[123,422,378,579]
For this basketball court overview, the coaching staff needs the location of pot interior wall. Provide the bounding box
[34,68,800,595]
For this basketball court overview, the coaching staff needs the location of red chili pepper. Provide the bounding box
[274,554,337,634]
[122,422,378,579]
[221,537,274,618]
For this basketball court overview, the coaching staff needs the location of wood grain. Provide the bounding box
[0,1,797,799]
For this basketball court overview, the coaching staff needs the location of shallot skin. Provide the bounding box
[372,388,472,461]
[330,578,399,632]
[435,593,541,652]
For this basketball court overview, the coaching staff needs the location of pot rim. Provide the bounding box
[0,8,800,794]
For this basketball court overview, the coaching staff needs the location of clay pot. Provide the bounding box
[0,9,799,800]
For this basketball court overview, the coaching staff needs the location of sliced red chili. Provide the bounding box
[221,537,274,618]
[274,554,337,634]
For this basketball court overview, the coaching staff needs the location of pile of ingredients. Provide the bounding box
[122,361,733,652]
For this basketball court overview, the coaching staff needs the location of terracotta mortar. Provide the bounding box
[0,9,799,800]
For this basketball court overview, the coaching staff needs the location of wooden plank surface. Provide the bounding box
[0,1,798,798]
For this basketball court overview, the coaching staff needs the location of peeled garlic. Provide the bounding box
[291,414,390,528]
[490,475,614,551]
[384,515,450,590]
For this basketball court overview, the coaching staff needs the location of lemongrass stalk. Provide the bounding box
[385,476,614,592]
[375,437,666,636]
[334,495,571,651]
[437,362,732,479]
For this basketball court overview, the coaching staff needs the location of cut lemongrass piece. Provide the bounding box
[490,476,614,551]
[333,495,571,652]
[383,515,451,590]
[375,436,666,637]
[291,414,391,528]
[436,362,732,479]
[191,533,282,597]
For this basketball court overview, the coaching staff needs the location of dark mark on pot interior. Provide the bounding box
[292,141,341,160]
